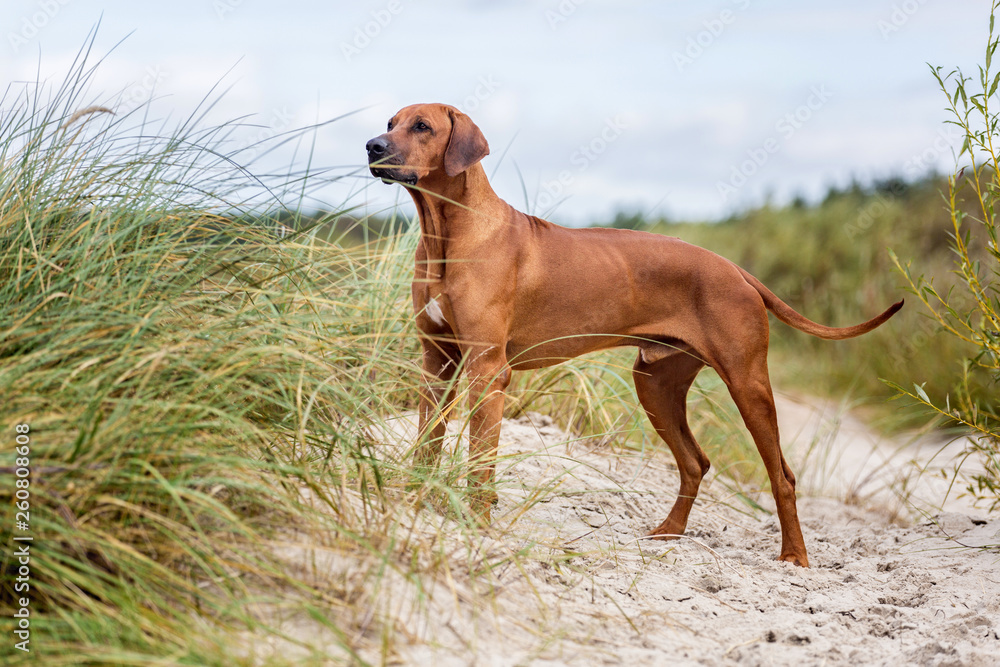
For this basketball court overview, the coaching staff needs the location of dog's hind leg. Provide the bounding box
[633,348,709,541]
[711,330,809,567]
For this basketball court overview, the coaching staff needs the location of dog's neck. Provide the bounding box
[406,164,504,282]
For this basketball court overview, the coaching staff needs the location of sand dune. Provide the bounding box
[254,403,999,665]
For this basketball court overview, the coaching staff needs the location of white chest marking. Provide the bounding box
[426,297,446,326]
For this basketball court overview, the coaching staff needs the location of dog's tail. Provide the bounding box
[736,266,903,340]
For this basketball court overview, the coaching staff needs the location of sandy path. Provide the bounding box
[398,408,998,666]
[773,393,982,517]
[257,403,999,665]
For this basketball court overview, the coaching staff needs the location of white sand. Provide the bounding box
[258,400,1000,666]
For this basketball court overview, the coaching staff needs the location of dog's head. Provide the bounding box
[366,103,489,186]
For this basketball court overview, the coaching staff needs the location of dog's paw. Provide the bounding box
[778,552,810,568]
[468,490,498,523]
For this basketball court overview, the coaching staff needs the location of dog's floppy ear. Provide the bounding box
[444,108,490,177]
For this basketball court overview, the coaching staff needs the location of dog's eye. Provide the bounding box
[413,121,430,132]
[387,120,394,131]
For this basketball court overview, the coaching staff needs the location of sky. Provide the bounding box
[1,1,991,224]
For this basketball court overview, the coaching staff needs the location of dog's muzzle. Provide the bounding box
[366,136,416,185]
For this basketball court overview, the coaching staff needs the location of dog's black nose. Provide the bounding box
[366,137,388,160]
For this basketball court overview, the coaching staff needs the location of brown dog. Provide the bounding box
[366,103,902,567]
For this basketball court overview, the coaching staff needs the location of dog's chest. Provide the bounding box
[414,285,457,333]
[425,296,446,326]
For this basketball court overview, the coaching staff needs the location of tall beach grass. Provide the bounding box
[0,41,440,664]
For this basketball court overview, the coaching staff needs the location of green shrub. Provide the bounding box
[889,1,1000,510]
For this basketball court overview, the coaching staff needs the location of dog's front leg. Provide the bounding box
[464,346,511,521]
[414,337,461,472]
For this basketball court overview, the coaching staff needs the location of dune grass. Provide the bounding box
[0,46,442,664]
